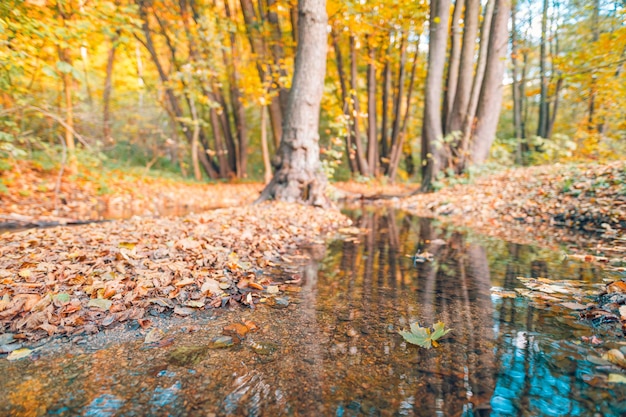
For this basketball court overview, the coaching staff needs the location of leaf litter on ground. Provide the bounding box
[0,202,350,345]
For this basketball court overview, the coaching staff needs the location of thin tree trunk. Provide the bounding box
[511,0,522,164]
[103,35,118,143]
[189,94,202,181]
[387,34,406,176]
[59,48,77,174]
[443,0,465,131]
[366,36,378,177]
[260,105,272,184]
[537,0,549,138]
[257,0,329,207]
[380,40,392,165]
[332,32,358,173]
[458,0,495,169]
[420,0,451,191]
[546,76,562,139]
[266,0,289,113]
[350,35,369,176]
[447,0,480,135]
[136,0,218,179]
[389,45,419,182]
[224,0,248,177]
[470,0,511,165]
[239,0,283,146]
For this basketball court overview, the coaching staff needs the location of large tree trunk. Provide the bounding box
[470,0,510,165]
[257,0,329,207]
[420,0,451,191]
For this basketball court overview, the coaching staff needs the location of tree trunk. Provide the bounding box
[58,47,77,174]
[257,0,329,207]
[443,0,465,131]
[447,0,480,135]
[420,0,451,191]
[332,31,358,173]
[223,0,248,177]
[380,40,392,166]
[389,45,419,182]
[511,0,522,164]
[103,35,118,143]
[350,35,369,176]
[387,34,407,176]
[537,0,549,138]
[135,0,218,179]
[260,105,272,184]
[366,37,378,177]
[239,0,283,146]
[189,94,203,181]
[470,0,510,165]
[458,0,495,169]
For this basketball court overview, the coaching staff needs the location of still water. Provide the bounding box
[0,207,624,416]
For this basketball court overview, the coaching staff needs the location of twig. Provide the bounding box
[26,105,91,148]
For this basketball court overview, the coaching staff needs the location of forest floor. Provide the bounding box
[0,161,262,229]
[1,160,625,348]
[399,161,626,269]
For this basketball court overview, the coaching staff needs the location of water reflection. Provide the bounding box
[0,207,624,416]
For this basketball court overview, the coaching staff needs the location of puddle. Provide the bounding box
[1,207,625,416]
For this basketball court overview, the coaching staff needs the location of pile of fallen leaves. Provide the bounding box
[0,161,262,226]
[400,161,626,262]
[0,202,350,342]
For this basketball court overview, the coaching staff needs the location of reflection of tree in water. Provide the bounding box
[314,208,496,416]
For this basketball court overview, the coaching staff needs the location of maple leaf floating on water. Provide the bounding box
[399,321,452,349]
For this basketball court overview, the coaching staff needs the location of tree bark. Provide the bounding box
[511,0,522,164]
[189,94,202,181]
[366,36,378,177]
[332,31,358,173]
[257,0,329,207]
[443,0,465,131]
[470,0,510,165]
[387,34,407,176]
[458,0,495,169]
[420,0,451,191]
[389,45,419,182]
[537,0,549,138]
[350,35,369,176]
[447,0,480,135]
[260,105,272,184]
[103,34,118,143]
[380,40,392,166]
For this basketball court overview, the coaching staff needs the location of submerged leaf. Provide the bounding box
[399,321,452,349]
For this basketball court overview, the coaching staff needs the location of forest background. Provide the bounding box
[0,0,624,191]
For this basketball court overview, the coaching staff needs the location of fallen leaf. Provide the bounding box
[87,298,113,311]
[7,348,33,361]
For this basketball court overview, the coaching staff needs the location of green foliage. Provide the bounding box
[399,321,452,349]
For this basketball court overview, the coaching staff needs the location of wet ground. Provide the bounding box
[1,206,625,416]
